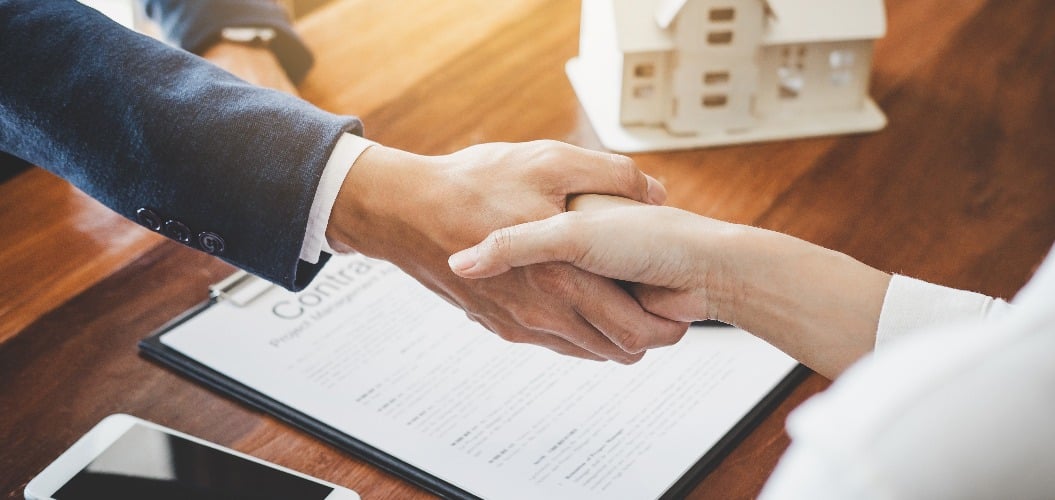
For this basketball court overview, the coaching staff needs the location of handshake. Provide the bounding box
[324,139,725,362]
[214,37,889,375]
[208,36,733,364]
[328,140,890,377]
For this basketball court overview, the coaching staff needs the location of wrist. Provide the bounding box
[728,227,891,378]
[326,145,433,258]
[681,219,753,322]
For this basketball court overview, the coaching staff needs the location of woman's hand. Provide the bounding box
[448,194,743,323]
[450,194,892,379]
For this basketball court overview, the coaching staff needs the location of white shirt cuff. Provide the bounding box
[874,275,1010,350]
[298,133,375,264]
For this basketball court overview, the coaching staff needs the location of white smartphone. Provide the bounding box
[25,414,360,500]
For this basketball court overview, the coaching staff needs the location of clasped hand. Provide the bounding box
[327,142,689,364]
[448,195,732,324]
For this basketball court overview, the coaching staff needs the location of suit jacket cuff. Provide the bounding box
[300,133,376,264]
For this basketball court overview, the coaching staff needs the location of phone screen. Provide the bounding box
[52,423,334,499]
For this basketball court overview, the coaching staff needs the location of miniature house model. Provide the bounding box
[566,0,888,152]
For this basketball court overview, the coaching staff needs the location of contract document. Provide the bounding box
[143,254,800,499]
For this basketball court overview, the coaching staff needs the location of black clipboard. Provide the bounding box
[139,271,808,500]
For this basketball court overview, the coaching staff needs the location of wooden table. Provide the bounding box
[2,0,1053,498]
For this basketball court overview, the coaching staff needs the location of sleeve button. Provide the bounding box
[198,232,226,255]
[163,220,192,244]
[136,208,162,231]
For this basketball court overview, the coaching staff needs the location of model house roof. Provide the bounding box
[615,0,884,53]
[763,0,885,44]
[654,0,691,29]
[654,0,769,29]
[615,0,674,53]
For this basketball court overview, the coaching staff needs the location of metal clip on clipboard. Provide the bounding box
[208,271,275,308]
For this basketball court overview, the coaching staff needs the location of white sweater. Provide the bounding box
[760,247,1054,499]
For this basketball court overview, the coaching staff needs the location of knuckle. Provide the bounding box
[483,228,515,259]
[524,140,584,177]
[614,327,645,354]
[665,322,691,345]
[526,140,561,161]
[493,325,529,344]
[512,307,551,331]
[468,312,499,335]
[534,138,563,150]
[620,351,646,365]
[609,154,645,194]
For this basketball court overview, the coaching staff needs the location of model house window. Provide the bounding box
[702,94,728,108]
[829,49,856,86]
[634,63,655,78]
[703,71,730,85]
[633,85,655,99]
[778,67,804,98]
[829,50,855,68]
[830,73,853,86]
[779,45,806,98]
[709,7,735,22]
[707,31,733,45]
[783,46,807,67]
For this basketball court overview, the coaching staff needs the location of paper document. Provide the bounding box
[160,255,797,499]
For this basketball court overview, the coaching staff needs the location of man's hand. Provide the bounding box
[327,142,688,363]
[201,41,297,94]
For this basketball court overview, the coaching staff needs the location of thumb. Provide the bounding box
[448,215,582,279]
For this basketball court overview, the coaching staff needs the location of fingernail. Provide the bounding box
[448,248,478,272]
[646,177,667,205]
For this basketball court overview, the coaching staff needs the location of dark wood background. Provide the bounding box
[2,0,1053,498]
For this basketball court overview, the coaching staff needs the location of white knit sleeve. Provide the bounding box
[874,275,1011,349]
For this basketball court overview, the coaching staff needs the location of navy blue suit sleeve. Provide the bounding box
[0,0,364,291]
[140,0,314,82]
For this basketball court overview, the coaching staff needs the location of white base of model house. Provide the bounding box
[567,58,887,153]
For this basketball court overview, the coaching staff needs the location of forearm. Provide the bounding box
[724,228,891,379]
[0,1,361,289]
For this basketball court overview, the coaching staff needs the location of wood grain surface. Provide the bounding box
[2,0,1053,498]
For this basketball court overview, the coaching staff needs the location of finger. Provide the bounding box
[485,316,607,362]
[449,213,584,279]
[546,308,645,364]
[631,284,707,323]
[644,174,667,205]
[499,264,645,363]
[568,193,647,212]
[573,273,690,353]
[555,146,666,205]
